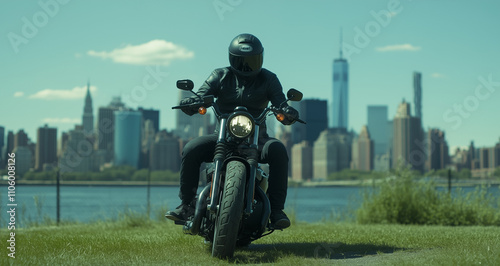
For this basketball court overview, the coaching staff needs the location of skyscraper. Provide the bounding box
[14,129,28,149]
[313,128,351,179]
[139,107,160,133]
[331,32,349,129]
[12,146,31,177]
[471,141,500,178]
[35,124,57,170]
[60,126,95,172]
[479,148,489,169]
[291,141,313,181]
[427,129,449,171]
[82,81,94,134]
[490,141,500,170]
[392,100,424,172]
[367,105,389,156]
[96,97,125,162]
[150,130,181,172]
[293,99,328,144]
[466,141,478,169]
[114,110,141,168]
[355,125,374,171]
[4,131,14,167]
[413,72,422,121]
[139,119,156,169]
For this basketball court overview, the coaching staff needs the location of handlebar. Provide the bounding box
[174,96,306,124]
[266,106,306,124]
[295,118,306,124]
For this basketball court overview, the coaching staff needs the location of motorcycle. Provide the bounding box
[171,79,305,258]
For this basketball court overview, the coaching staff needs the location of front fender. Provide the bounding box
[222,156,250,180]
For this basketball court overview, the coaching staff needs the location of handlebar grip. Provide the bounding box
[172,103,203,110]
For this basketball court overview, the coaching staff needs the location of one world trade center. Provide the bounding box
[331,31,349,129]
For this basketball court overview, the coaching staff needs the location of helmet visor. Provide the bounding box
[229,53,263,73]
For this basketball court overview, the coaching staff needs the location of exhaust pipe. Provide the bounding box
[183,184,210,235]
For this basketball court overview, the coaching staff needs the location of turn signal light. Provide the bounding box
[276,113,285,122]
[198,107,207,115]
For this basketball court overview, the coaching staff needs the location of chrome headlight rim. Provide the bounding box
[227,113,255,139]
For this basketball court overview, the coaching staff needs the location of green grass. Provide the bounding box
[2,220,499,265]
[3,164,499,264]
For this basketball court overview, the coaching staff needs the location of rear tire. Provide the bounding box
[212,161,246,258]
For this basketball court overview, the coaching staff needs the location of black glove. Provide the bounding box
[179,97,199,116]
[280,106,299,125]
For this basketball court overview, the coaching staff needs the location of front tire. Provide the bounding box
[212,161,246,258]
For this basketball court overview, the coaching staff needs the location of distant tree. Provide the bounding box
[151,170,179,182]
[101,165,136,181]
[432,168,451,178]
[131,169,148,181]
[457,168,471,179]
[327,169,384,180]
[494,167,500,179]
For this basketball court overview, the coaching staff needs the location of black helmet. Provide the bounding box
[228,33,264,77]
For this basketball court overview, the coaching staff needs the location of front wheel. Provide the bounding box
[212,161,246,258]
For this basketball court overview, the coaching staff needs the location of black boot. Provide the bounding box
[165,203,194,221]
[270,209,290,229]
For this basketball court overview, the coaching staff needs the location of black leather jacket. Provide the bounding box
[194,67,288,136]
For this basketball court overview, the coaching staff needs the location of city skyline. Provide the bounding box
[1,1,500,151]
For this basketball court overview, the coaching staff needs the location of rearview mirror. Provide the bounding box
[286,89,303,101]
[176,79,194,91]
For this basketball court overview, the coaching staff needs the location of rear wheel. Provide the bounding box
[212,161,246,258]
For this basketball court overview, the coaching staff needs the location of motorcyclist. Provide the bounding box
[166,33,299,229]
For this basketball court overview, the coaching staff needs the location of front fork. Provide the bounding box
[207,122,260,217]
[208,118,228,213]
[244,125,260,216]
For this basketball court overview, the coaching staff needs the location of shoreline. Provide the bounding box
[0,180,181,187]
[1,179,499,187]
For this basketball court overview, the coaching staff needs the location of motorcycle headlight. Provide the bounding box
[228,114,254,138]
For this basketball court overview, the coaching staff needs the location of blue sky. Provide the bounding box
[1,0,499,151]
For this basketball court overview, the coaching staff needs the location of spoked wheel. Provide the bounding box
[212,161,246,258]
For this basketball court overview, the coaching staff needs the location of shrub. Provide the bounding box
[356,165,500,226]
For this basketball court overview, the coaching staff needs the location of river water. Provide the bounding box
[2,184,499,227]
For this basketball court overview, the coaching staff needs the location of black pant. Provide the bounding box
[179,133,289,210]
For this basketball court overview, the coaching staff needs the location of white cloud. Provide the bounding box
[29,85,97,100]
[87,39,194,65]
[388,12,399,18]
[14,92,24,97]
[431,73,445,78]
[375,44,421,52]
[42,118,80,124]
